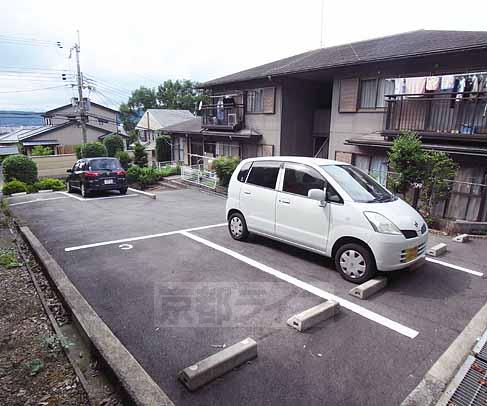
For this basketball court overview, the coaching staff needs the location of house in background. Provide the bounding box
[197,29,487,223]
[0,100,126,155]
[135,109,195,162]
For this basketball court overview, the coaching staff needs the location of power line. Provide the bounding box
[0,85,70,94]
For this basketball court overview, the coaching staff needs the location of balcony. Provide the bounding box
[201,103,244,131]
[383,92,487,142]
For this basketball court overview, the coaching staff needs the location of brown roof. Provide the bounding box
[202,30,487,87]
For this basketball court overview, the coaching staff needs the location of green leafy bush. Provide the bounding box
[80,142,107,158]
[3,155,38,184]
[75,144,82,159]
[103,134,125,157]
[35,178,65,191]
[213,156,240,186]
[31,145,53,156]
[115,150,132,170]
[126,165,175,189]
[155,136,172,162]
[133,142,148,167]
[2,179,28,195]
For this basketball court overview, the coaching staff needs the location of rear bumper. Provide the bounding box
[84,179,127,191]
[369,231,428,272]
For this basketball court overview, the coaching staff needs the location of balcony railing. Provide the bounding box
[384,92,487,141]
[201,104,244,131]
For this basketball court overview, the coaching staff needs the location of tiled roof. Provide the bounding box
[202,30,487,87]
[136,109,195,130]
[162,117,202,134]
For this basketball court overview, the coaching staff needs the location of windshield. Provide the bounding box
[88,159,121,171]
[321,165,396,203]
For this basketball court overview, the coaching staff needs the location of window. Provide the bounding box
[283,163,326,197]
[172,137,184,162]
[352,154,388,186]
[326,185,343,204]
[321,165,395,203]
[359,78,394,109]
[247,89,264,113]
[237,162,252,183]
[88,158,121,171]
[246,162,280,189]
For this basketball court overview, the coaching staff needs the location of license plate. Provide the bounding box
[104,179,114,185]
[405,247,418,262]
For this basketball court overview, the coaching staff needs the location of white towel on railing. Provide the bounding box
[440,75,455,90]
[405,77,426,94]
[426,76,440,91]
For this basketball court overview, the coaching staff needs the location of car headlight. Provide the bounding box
[363,211,402,235]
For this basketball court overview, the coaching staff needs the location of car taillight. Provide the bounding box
[114,170,126,176]
[84,172,99,177]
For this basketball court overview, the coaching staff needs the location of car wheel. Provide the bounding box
[335,243,376,284]
[119,187,128,195]
[228,212,249,241]
[66,181,73,193]
[81,183,89,198]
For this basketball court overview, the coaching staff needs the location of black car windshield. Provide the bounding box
[321,165,396,203]
[88,159,121,171]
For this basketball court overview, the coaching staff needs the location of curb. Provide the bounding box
[20,226,174,406]
[128,187,156,199]
[401,300,487,406]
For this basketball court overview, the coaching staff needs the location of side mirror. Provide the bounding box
[66,169,73,173]
[308,188,327,207]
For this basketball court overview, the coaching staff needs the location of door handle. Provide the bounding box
[279,199,290,204]
[243,190,251,195]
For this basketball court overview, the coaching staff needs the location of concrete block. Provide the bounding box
[427,243,447,257]
[287,301,340,332]
[11,192,27,197]
[349,277,387,300]
[452,234,470,243]
[38,189,53,193]
[178,337,257,391]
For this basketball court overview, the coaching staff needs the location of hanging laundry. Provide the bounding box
[472,75,479,93]
[405,77,426,94]
[456,77,466,100]
[441,75,455,90]
[394,78,405,94]
[425,76,440,91]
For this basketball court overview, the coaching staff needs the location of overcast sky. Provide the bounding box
[0,0,486,112]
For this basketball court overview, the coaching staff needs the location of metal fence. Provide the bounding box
[180,165,218,189]
[370,170,487,222]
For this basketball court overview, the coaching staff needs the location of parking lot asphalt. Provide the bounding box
[8,188,487,405]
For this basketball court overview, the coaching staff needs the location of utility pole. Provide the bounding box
[72,30,87,144]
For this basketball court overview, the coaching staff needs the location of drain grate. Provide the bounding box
[473,330,487,363]
[448,357,487,405]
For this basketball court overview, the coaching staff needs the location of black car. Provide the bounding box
[66,157,128,197]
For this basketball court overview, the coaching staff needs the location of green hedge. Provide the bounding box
[77,142,108,158]
[126,165,177,189]
[213,156,240,186]
[103,134,125,157]
[2,179,28,195]
[35,178,65,191]
[3,155,38,184]
[116,151,132,170]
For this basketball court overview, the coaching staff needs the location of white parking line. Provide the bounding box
[9,196,69,206]
[181,231,419,339]
[64,223,227,252]
[426,257,484,277]
[57,192,137,201]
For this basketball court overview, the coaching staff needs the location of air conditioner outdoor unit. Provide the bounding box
[228,113,238,126]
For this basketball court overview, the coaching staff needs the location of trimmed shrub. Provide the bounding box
[126,165,175,189]
[75,144,82,159]
[31,145,53,156]
[3,155,38,184]
[80,142,107,158]
[213,156,240,187]
[155,136,172,162]
[35,178,65,191]
[2,179,28,195]
[103,134,125,157]
[116,150,132,170]
[133,142,148,167]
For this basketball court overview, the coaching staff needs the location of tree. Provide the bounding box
[3,155,38,184]
[156,80,209,111]
[31,145,53,156]
[388,132,426,195]
[155,136,172,162]
[119,80,209,132]
[213,156,240,187]
[133,142,148,167]
[115,151,132,170]
[421,151,457,218]
[80,142,107,158]
[103,134,125,157]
